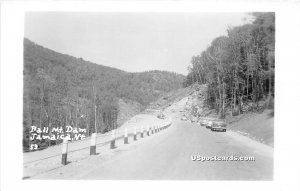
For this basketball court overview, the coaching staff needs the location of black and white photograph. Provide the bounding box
[22,11,275,180]
[1,1,300,191]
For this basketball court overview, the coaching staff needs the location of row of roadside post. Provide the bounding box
[61,118,172,165]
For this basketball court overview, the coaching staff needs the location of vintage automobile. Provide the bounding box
[190,117,197,123]
[199,118,213,128]
[211,120,227,132]
[157,112,166,119]
[181,116,188,121]
[206,120,213,129]
[199,118,206,126]
[199,118,210,127]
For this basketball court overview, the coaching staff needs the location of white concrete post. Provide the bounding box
[134,127,137,141]
[61,137,69,165]
[124,128,128,144]
[90,133,97,155]
[140,126,144,138]
[110,130,116,149]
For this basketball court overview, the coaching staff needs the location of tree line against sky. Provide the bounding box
[184,13,275,118]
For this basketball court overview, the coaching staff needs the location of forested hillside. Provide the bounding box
[184,13,275,118]
[23,39,184,148]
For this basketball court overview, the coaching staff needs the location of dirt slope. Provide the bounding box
[227,110,274,147]
[117,98,142,126]
[182,84,274,147]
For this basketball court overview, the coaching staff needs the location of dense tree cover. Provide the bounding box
[23,39,184,149]
[184,13,275,118]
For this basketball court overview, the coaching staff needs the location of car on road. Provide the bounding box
[199,118,213,128]
[206,121,213,129]
[211,120,227,132]
[190,117,197,123]
[199,118,206,126]
[181,116,188,121]
[157,112,166,119]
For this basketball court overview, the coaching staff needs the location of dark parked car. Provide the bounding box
[211,120,227,132]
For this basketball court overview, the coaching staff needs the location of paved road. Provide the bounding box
[77,119,273,180]
[28,96,273,180]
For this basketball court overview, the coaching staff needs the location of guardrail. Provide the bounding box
[23,118,173,166]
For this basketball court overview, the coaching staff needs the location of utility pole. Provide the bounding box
[93,86,97,134]
[76,93,78,129]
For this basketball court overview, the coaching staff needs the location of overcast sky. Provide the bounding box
[25,12,251,75]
